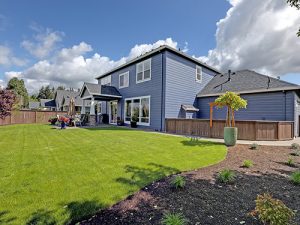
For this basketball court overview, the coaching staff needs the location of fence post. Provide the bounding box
[35,111,37,123]
[277,122,280,140]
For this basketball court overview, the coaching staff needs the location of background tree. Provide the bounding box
[56,86,65,90]
[37,85,55,99]
[287,0,300,36]
[7,77,29,108]
[0,88,16,119]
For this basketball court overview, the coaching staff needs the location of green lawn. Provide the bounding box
[0,124,227,225]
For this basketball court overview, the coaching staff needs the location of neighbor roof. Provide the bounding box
[95,45,220,79]
[197,70,300,97]
[29,102,40,109]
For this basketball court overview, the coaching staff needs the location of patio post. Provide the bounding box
[90,97,96,126]
[81,99,86,115]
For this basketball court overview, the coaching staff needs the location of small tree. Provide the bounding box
[0,88,16,119]
[214,91,247,127]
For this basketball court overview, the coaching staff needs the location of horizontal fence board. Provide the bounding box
[165,119,294,141]
[0,110,68,126]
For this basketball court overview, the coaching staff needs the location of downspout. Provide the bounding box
[160,51,164,131]
[284,91,287,121]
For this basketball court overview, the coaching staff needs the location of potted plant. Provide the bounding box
[130,115,138,128]
[214,91,247,146]
[48,117,58,125]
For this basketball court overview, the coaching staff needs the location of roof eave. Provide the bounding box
[95,45,220,79]
[197,86,300,98]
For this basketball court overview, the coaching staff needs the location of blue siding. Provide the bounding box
[164,51,216,121]
[294,92,300,136]
[197,91,295,122]
[98,53,164,130]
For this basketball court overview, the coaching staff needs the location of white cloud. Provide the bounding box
[0,45,27,67]
[5,38,178,93]
[200,0,300,77]
[21,27,64,59]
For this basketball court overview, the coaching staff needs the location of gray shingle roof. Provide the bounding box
[81,83,122,98]
[40,99,56,107]
[197,70,300,97]
[29,102,40,109]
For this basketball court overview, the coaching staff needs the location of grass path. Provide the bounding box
[0,124,227,224]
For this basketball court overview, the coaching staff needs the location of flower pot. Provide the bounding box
[224,127,238,146]
[130,121,137,128]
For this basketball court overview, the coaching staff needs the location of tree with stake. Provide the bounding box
[214,91,247,146]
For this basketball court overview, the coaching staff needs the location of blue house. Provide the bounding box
[79,45,300,136]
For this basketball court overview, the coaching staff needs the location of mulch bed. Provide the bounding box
[79,145,300,225]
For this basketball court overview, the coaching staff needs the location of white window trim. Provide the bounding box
[119,71,129,89]
[101,75,112,86]
[136,58,151,84]
[124,95,151,126]
[196,65,202,83]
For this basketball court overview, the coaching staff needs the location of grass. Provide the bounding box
[290,171,300,185]
[161,212,187,225]
[0,124,227,225]
[217,169,236,183]
[242,160,253,168]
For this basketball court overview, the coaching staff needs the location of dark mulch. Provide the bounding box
[79,145,300,225]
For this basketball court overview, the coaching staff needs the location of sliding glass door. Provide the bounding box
[124,96,150,126]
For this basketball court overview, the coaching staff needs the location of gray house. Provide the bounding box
[79,45,300,136]
[54,90,91,112]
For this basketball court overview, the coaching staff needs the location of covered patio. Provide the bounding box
[79,82,122,126]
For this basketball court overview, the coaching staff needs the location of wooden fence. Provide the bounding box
[0,110,68,126]
[165,119,294,141]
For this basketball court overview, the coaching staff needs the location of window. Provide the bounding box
[136,59,151,83]
[196,66,202,83]
[124,96,150,125]
[119,72,129,88]
[101,75,111,86]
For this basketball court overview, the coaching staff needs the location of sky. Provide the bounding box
[0,0,300,93]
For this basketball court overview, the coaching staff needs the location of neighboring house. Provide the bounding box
[28,99,56,111]
[29,102,40,110]
[197,70,300,136]
[79,45,219,129]
[54,90,91,112]
[40,99,56,111]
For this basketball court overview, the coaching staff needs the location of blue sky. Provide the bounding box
[0,0,299,92]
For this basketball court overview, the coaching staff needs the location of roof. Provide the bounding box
[29,102,40,109]
[80,82,122,99]
[181,104,199,112]
[197,70,300,97]
[95,45,220,79]
[40,99,56,107]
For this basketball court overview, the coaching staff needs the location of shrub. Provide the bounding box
[161,213,187,225]
[217,169,236,183]
[249,143,259,150]
[286,157,295,167]
[291,143,300,150]
[48,117,58,125]
[290,171,300,185]
[242,160,253,168]
[251,193,295,225]
[291,149,300,156]
[170,176,186,189]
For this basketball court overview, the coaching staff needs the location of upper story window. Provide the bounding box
[136,58,151,83]
[119,72,129,88]
[196,65,202,83]
[101,75,111,86]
